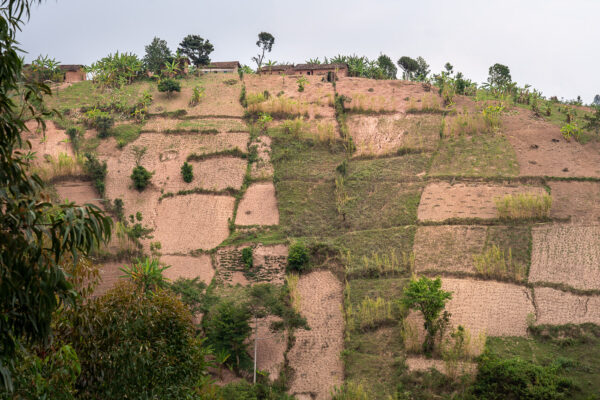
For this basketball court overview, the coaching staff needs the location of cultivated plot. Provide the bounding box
[417,182,546,222]
[143,117,247,133]
[287,271,344,400]
[347,113,440,156]
[530,225,600,291]
[249,316,287,381]
[413,225,487,274]
[158,156,247,193]
[160,254,215,284]
[54,180,104,208]
[250,135,274,179]
[23,120,74,160]
[236,182,280,226]
[154,194,234,252]
[535,287,600,325]
[503,111,600,177]
[549,181,600,223]
[215,245,287,285]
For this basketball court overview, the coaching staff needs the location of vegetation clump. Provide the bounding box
[287,241,309,272]
[131,165,153,191]
[181,161,194,183]
[158,78,181,97]
[495,193,552,220]
[241,247,253,269]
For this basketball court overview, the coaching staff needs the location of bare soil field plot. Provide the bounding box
[414,226,487,274]
[157,156,247,193]
[503,111,600,177]
[215,245,287,285]
[154,194,234,252]
[417,182,546,222]
[249,316,287,380]
[245,74,335,119]
[54,180,103,208]
[94,261,125,297]
[160,254,214,284]
[549,181,600,223]
[288,271,344,400]
[530,225,600,291]
[535,287,600,325]
[250,135,274,179]
[23,120,74,161]
[336,78,432,113]
[149,75,244,117]
[348,113,441,156]
[439,278,535,336]
[143,117,247,133]
[235,183,279,226]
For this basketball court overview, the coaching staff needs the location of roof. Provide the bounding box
[202,61,241,69]
[258,65,293,72]
[59,65,85,72]
[294,63,348,70]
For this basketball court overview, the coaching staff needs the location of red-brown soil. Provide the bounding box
[235,183,279,226]
[535,287,600,325]
[54,180,104,208]
[549,181,600,223]
[160,254,215,284]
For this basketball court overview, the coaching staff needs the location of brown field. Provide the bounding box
[142,117,247,133]
[250,135,274,179]
[549,181,600,223]
[417,182,546,221]
[503,111,600,177]
[530,225,600,291]
[244,74,335,119]
[348,113,440,156]
[54,180,104,208]
[440,278,534,336]
[336,77,433,113]
[288,271,344,400]
[149,74,244,117]
[413,226,487,274]
[249,316,287,380]
[94,261,125,297]
[154,194,235,252]
[535,287,600,325]
[158,156,247,193]
[23,120,74,160]
[235,183,279,226]
[160,254,215,284]
[215,244,287,285]
[405,356,477,376]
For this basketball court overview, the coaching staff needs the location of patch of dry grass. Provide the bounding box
[473,245,526,281]
[495,193,552,219]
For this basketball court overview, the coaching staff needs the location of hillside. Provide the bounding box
[27,71,600,399]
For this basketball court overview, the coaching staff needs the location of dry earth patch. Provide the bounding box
[417,182,546,222]
[530,225,600,291]
[248,316,287,381]
[235,182,279,226]
[160,254,215,284]
[23,120,74,160]
[250,135,274,179]
[94,261,125,297]
[288,270,344,400]
[54,180,104,208]
[549,181,600,223]
[535,287,600,325]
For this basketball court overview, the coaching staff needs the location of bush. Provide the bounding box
[130,165,153,191]
[287,241,309,272]
[242,247,253,269]
[181,161,194,183]
[157,78,181,97]
[69,282,209,399]
[95,115,114,138]
[560,123,582,142]
[83,153,107,196]
[470,354,574,399]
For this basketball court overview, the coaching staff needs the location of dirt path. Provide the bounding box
[288,271,344,400]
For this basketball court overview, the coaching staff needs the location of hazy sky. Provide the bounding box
[18,0,600,102]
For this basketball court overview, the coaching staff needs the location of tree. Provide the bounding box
[488,63,512,87]
[377,54,397,79]
[157,77,181,97]
[288,241,309,272]
[143,37,172,74]
[444,62,454,75]
[402,276,452,355]
[415,56,430,81]
[397,56,419,80]
[252,31,275,71]
[0,1,112,391]
[177,34,214,66]
[593,94,600,106]
[181,161,193,183]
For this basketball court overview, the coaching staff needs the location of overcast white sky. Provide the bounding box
[18,0,600,102]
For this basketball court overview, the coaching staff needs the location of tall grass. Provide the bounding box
[481,104,504,132]
[285,273,301,313]
[495,192,552,219]
[246,91,267,106]
[35,152,85,180]
[248,97,310,119]
[442,326,486,380]
[401,317,421,354]
[346,297,395,331]
[407,94,442,114]
[443,111,486,137]
[331,382,370,400]
[343,250,414,279]
[473,245,526,281]
[349,93,387,114]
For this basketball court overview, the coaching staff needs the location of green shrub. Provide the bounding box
[120,257,170,293]
[83,153,107,196]
[169,278,209,315]
[181,161,194,183]
[157,78,181,97]
[69,282,209,399]
[130,165,153,191]
[242,247,253,269]
[95,115,114,138]
[560,123,582,142]
[239,85,247,107]
[288,241,309,272]
[470,354,574,399]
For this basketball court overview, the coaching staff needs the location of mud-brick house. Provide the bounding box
[59,65,86,83]
[200,61,241,74]
[258,64,294,75]
[293,63,348,77]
